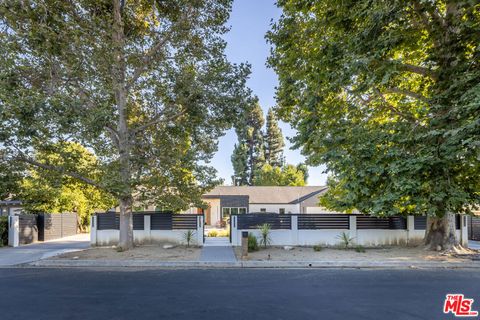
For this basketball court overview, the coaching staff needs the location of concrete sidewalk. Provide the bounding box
[469,240,480,250]
[0,234,89,267]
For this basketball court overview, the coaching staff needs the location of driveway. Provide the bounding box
[469,240,480,250]
[0,233,89,267]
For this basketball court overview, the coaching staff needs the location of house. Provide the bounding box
[186,186,335,227]
[0,200,23,217]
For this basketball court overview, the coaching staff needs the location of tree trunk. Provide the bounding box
[424,213,458,250]
[118,196,134,250]
[112,0,133,250]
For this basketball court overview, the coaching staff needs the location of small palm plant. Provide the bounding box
[183,230,196,248]
[336,232,355,249]
[258,223,272,249]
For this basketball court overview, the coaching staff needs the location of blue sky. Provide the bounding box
[210,0,328,186]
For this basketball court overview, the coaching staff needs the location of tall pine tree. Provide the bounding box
[232,100,265,185]
[265,108,285,167]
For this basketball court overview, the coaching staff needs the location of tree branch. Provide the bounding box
[373,88,419,123]
[395,62,438,80]
[383,87,428,103]
[130,109,186,136]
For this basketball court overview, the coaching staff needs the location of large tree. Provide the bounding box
[254,163,307,186]
[232,100,265,185]
[268,1,480,250]
[0,0,251,249]
[265,108,285,167]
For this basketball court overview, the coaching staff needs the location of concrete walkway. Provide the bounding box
[200,237,236,262]
[0,234,89,267]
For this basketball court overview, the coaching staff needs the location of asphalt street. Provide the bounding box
[1,268,478,320]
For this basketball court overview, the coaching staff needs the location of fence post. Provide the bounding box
[291,215,298,246]
[460,215,468,247]
[90,215,97,246]
[8,215,19,247]
[144,215,151,242]
[349,215,357,240]
[197,215,204,246]
[406,216,414,244]
[232,215,238,246]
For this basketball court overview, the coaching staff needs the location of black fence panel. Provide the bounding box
[19,215,38,245]
[414,216,427,230]
[132,214,145,230]
[236,214,291,230]
[357,216,407,230]
[172,215,198,229]
[298,214,349,230]
[97,213,119,230]
[150,214,172,230]
[470,216,480,241]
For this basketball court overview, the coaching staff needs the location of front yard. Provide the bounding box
[56,243,201,261]
[235,245,479,263]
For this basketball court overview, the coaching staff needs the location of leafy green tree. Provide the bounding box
[0,0,251,249]
[19,143,116,231]
[265,108,285,167]
[268,0,480,249]
[254,163,306,186]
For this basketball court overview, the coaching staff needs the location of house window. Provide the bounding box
[222,207,247,219]
[279,208,285,214]
[260,208,266,213]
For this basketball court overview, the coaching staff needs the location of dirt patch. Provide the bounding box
[54,244,201,261]
[237,246,478,262]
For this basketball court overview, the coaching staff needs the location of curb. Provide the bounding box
[29,259,480,269]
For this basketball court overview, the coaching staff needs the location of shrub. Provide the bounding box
[207,230,218,237]
[183,230,196,248]
[248,233,258,252]
[355,245,366,253]
[313,245,322,252]
[217,228,230,237]
[336,232,355,249]
[0,216,8,247]
[258,223,272,249]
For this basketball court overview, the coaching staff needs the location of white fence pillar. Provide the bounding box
[144,215,151,242]
[8,215,19,247]
[349,215,357,240]
[90,215,97,246]
[291,215,298,246]
[460,215,468,247]
[197,215,204,246]
[231,215,239,246]
[406,215,414,244]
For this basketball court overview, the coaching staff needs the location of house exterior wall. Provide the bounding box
[204,198,221,226]
[219,195,249,210]
[303,206,339,214]
[249,204,300,214]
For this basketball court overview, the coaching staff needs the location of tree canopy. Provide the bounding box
[0,0,252,249]
[268,0,480,248]
[265,108,285,167]
[254,163,307,186]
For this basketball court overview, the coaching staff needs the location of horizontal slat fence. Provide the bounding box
[96,212,198,230]
[356,216,407,230]
[237,214,291,230]
[470,216,480,241]
[38,213,77,241]
[298,214,349,229]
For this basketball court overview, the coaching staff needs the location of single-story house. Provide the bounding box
[183,186,336,227]
[0,200,23,216]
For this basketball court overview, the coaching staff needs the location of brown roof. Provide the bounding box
[203,186,327,204]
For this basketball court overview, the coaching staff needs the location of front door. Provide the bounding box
[205,206,211,226]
